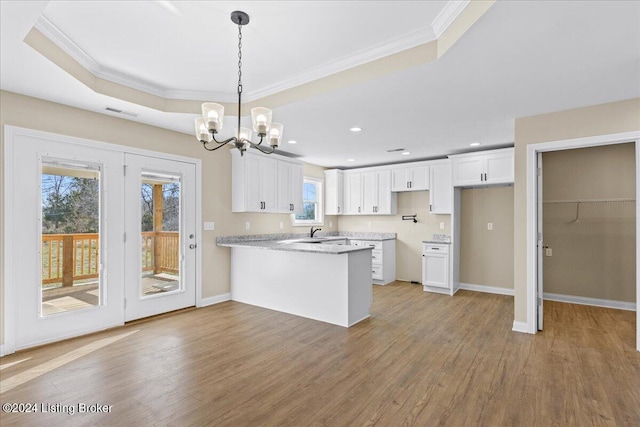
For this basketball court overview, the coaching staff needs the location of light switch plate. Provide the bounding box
[204,222,215,231]
[487,223,493,231]
[329,221,333,228]
[440,222,445,230]
[245,222,250,230]
[545,248,553,257]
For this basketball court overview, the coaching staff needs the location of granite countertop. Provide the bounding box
[216,232,396,255]
[216,238,373,255]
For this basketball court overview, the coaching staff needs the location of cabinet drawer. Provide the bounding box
[362,241,382,250]
[372,265,383,280]
[422,244,449,254]
[371,250,382,264]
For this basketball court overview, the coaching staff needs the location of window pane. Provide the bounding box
[303,182,316,201]
[140,174,181,297]
[41,163,100,316]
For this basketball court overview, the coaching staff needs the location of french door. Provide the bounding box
[123,154,196,321]
[6,127,199,351]
[10,132,124,349]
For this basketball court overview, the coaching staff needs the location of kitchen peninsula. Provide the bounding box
[217,233,395,327]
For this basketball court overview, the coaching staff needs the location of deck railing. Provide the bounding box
[42,231,179,287]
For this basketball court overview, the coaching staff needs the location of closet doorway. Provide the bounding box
[527,131,640,351]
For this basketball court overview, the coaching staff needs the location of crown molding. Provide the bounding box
[432,0,470,38]
[245,25,437,101]
[33,16,237,103]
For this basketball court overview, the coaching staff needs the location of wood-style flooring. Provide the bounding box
[1,282,638,426]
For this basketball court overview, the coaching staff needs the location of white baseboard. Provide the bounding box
[199,293,231,307]
[512,320,532,334]
[0,343,11,357]
[459,282,514,296]
[543,292,636,311]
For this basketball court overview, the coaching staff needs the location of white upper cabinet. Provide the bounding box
[450,148,514,187]
[324,169,343,215]
[232,150,303,213]
[277,161,303,215]
[345,169,396,215]
[344,171,363,214]
[429,161,452,214]
[391,163,429,192]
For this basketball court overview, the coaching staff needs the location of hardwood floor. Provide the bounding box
[1,282,638,426]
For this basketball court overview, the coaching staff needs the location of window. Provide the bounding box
[293,177,323,226]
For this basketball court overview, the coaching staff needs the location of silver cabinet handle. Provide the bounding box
[189,244,197,249]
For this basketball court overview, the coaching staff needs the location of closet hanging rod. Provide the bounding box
[544,198,635,204]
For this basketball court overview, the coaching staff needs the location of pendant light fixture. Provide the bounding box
[194,11,283,155]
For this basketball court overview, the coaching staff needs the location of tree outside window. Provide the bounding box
[294,177,323,226]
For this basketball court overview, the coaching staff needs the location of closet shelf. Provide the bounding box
[544,198,635,204]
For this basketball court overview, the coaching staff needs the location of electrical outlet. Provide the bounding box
[279,221,284,229]
[368,221,372,228]
[204,222,215,231]
[245,222,250,230]
[487,223,493,231]
[440,222,445,230]
[545,248,553,257]
[329,221,333,228]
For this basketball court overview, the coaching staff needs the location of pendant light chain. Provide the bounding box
[237,24,243,95]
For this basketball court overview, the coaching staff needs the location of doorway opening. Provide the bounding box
[526,131,639,351]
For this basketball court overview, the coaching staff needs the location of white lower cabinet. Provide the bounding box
[422,243,450,294]
[350,239,396,285]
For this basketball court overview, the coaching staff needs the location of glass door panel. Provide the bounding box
[140,173,181,298]
[40,161,101,316]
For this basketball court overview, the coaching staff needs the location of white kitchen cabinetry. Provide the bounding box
[277,161,303,215]
[345,169,397,215]
[232,150,303,213]
[324,169,344,215]
[429,161,452,214]
[422,243,450,294]
[450,148,514,187]
[350,239,396,285]
[391,163,429,192]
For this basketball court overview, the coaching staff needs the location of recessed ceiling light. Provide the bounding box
[287,140,298,144]
[349,127,362,132]
[347,158,355,162]
[402,151,411,155]
[470,142,481,146]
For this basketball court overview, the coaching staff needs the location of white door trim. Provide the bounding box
[2,125,203,356]
[524,130,640,352]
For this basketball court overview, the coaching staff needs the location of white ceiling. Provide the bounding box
[2,1,639,168]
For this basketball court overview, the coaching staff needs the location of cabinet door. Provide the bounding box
[324,170,343,215]
[429,163,451,214]
[276,161,292,213]
[345,172,362,214]
[260,157,278,212]
[410,165,430,191]
[422,252,449,288]
[361,171,378,214]
[452,156,483,187]
[245,154,263,211]
[290,163,303,215]
[375,170,394,214]
[391,167,411,192]
[484,151,514,185]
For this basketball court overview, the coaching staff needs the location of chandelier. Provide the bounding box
[194,11,282,155]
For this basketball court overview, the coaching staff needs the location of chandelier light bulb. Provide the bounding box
[268,122,284,147]
[194,117,211,142]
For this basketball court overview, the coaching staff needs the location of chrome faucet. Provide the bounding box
[310,227,322,238]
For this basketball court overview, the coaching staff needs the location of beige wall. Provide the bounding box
[542,144,636,302]
[459,186,514,288]
[513,97,640,323]
[338,191,451,282]
[0,90,337,344]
